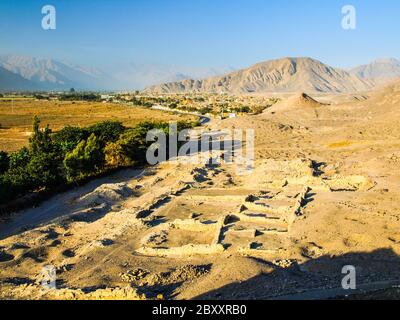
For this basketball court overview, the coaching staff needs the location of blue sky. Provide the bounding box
[0,0,399,69]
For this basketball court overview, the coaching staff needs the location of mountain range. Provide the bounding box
[0,55,233,92]
[0,55,114,91]
[145,57,400,94]
[348,58,400,84]
[106,63,235,91]
[0,54,400,93]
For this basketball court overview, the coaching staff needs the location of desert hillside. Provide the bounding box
[1,81,400,299]
[145,57,375,94]
[349,58,400,84]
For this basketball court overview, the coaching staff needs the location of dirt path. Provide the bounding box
[0,168,145,240]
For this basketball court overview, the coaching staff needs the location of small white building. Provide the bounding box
[101,94,113,100]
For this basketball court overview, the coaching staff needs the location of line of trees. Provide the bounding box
[59,93,101,102]
[0,117,199,206]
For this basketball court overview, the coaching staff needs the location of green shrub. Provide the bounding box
[0,151,9,174]
[64,134,105,182]
[109,128,148,165]
[87,121,125,146]
[53,126,89,155]
[3,148,33,194]
[27,152,62,188]
[104,141,132,167]
[9,147,31,169]
[103,121,173,166]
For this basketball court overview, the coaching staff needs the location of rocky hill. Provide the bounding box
[349,58,400,84]
[144,57,375,94]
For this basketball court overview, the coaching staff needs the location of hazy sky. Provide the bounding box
[0,0,399,69]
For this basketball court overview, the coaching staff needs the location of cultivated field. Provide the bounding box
[0,99,195,152]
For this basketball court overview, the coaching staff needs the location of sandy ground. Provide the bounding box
[1,83,400,300]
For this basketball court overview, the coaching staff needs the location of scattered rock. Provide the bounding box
[245,194,259,203]
[301,242,324,258]
[272,259,298,269]
[120,268,150,282]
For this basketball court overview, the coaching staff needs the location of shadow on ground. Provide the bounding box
[193,248,400,300]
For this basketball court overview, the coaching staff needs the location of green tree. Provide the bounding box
[104,141,132,167]
[63,140,86,181]
[53,126,89,155]
[4,147,33,192]
[27,152,62,187]
[63,134,105,182]
[85,133,105,168]
[104,121,189,166]
[113,129,147,164]
[87,121,125,146]
[9,147,31,169]
[27,117,62,187]
[29,116,55,155]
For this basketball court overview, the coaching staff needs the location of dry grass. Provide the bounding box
[0,99,195,152]
[328,140,354,149]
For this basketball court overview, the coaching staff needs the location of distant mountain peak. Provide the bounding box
[349,58,400,82]
[0,54,117,90]
[372,57,399,64]
[144,57,374,94]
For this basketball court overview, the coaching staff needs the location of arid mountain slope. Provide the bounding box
[0,55,117,91]
[349,58,400,84]
[0,66,40,91]
[145,57,374,94]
